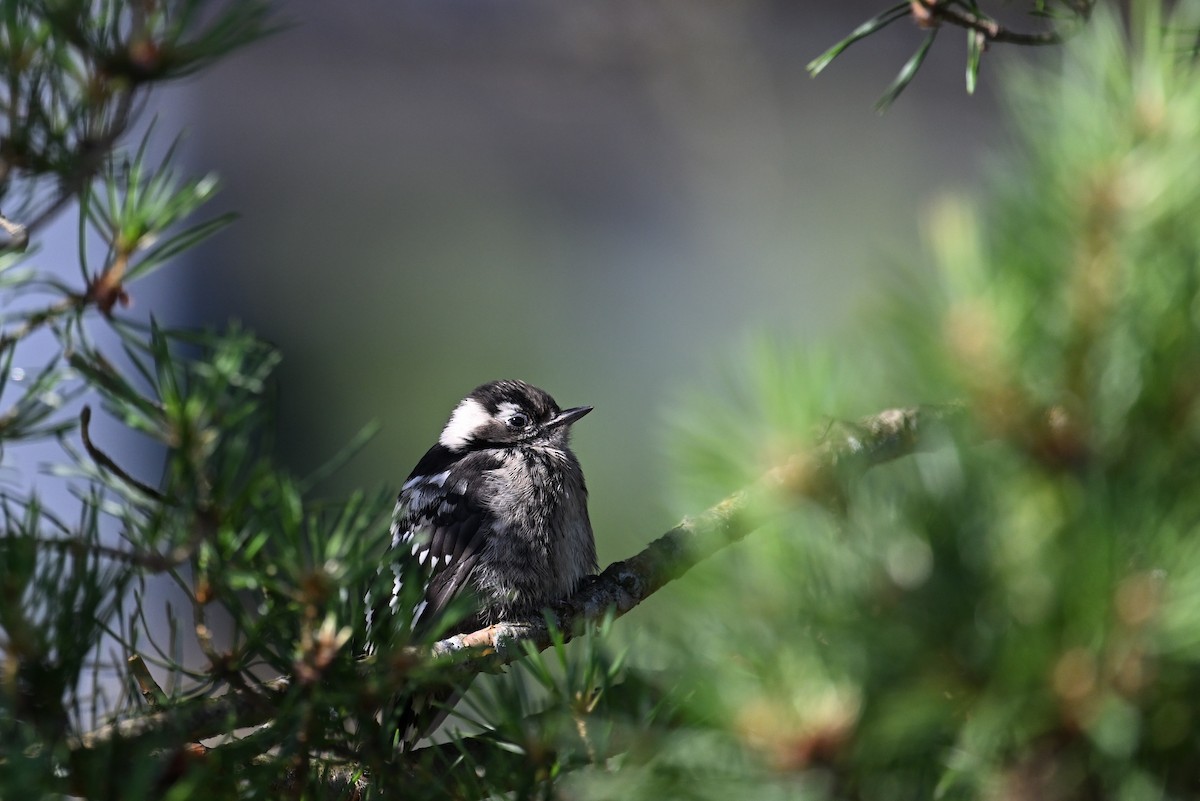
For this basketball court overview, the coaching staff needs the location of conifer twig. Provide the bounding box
[910,0,1094,46]
[0,211,29,252]
[72,405,959,773]
[80,406,166,502]
[128,654,168,708]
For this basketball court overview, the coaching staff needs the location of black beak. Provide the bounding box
[546,405,592,429]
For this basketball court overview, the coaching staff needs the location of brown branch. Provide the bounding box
[70,405,959,776]
[0,295,84,351]
[80,405,166,502]
[0,211,29,252]
[914,0,1094,46]
[128,654,168,708]
[427,405,950,670]
[74,675,293,750]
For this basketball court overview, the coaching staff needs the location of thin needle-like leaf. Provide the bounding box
[876,28,940,112]
[808,3,911,77]
[966,29,985,94]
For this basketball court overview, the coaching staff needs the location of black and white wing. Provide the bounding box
[367,446,498,747]
[371,445,497,644]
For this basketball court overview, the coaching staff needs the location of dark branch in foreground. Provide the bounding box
[912,0,1095,46]
[73,405,959,782]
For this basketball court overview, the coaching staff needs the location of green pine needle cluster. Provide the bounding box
[655,3,1200,799]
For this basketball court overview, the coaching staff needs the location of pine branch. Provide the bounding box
[911,0,1095,46]
[71,405,958,779]
[428,405,951,669]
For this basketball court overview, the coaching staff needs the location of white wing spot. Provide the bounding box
[389,565,404,613]
[404,470,451,491]
[418,549,429,565]
[439,397,491,451]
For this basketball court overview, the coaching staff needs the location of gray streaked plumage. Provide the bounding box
[367,379,597,746]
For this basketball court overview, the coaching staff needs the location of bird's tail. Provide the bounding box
[388,684,469,751]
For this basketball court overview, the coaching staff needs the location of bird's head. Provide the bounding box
[438,380,591,452]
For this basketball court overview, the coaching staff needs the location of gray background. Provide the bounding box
[156,0,1022,560]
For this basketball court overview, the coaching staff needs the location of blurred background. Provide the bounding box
[139,0,1021,561]
[16,5,1200,794]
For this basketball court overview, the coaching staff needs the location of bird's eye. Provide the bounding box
[507,413,530,429]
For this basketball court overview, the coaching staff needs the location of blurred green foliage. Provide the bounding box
[646,3,1200,799]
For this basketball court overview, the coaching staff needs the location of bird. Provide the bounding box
[366,379,597,747]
